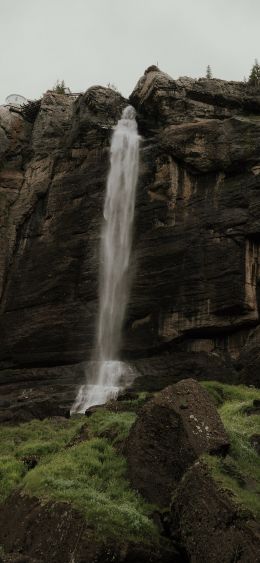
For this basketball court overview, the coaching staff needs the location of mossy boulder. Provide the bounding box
[171,461,260,563]
[125,379,229,506]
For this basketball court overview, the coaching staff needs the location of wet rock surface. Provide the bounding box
[125,379,229,506]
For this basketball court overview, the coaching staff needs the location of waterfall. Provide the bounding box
[71,106,140,414]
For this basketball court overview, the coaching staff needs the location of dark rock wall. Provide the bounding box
[0,88,126,368]
[129,69,260,364]
[1,69,260,415]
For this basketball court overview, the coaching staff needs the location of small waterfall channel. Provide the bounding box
[71,106,140,414]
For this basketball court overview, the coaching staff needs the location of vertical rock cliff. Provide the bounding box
[1,68,260,419]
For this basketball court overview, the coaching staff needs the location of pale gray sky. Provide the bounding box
[0,0,259,103]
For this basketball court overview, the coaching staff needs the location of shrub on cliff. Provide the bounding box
[206,64,213,79]
[52,79,69,94]
[248,59,260,88]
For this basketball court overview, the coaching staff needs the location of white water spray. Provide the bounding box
[71,106,140,413]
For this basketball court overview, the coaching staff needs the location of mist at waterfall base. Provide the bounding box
[71,106,140,414]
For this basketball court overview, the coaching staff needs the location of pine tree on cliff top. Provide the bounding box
[248,59,260,87]
[206,65,213,79]
[53,80,68,94]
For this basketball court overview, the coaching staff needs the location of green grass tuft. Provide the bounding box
[23,437,156,542]
[117,391,153,411]
[202,380,260,406]
[0,456,26,501]
[0,417,86,458]
[202,381,260,518]
[0,411,155,543]
[87,409,136,443]
[0,416,85,502]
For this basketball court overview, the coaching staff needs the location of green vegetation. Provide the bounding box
[206,64,213,79]
[0,416,84,501]
[0,382,259,541]
[0,408,156,543]
[116,391,152,412]
[202,380,259,407]
[87,408,136,444]
[52,79,69,94]
[0,416,85,457]
[202,381,260,518]
[248,59,260,87]
[0,456,26,502]
[24,437,155,542]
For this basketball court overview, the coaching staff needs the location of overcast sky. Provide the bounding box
[0,0,259,103]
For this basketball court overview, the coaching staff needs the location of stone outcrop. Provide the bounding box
[1,68,260,420]
[131,70,260,130]
[129,70,260,360]
[172,461,260,563]
[125,379,229,506]
[0,492,178,563]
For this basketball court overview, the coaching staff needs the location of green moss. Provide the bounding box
[204,454,260,518]
[123,391,152,409]
[201,381,260,519]
[0,417,85,458]
[202,380,260,406]
[201,380,225,406]
[87,409,136,443]
[0,411,136,503]
[23,437,156,543]
[0,456,26,501]
[0,417,85,501]
[0,412,156,544]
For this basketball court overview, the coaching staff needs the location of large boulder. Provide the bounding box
[0,492,178,563]
[125,379,229,506]
[172,461,260,563]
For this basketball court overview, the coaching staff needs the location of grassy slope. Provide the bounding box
[0,408,157,544]
[202,381,260,518]
[0,416,84,502]
[0,383,259,542]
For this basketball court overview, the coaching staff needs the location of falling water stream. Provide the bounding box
[71,106,140,413]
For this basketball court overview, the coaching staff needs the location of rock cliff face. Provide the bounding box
[130,69,260,354]
[1,68,260,418]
